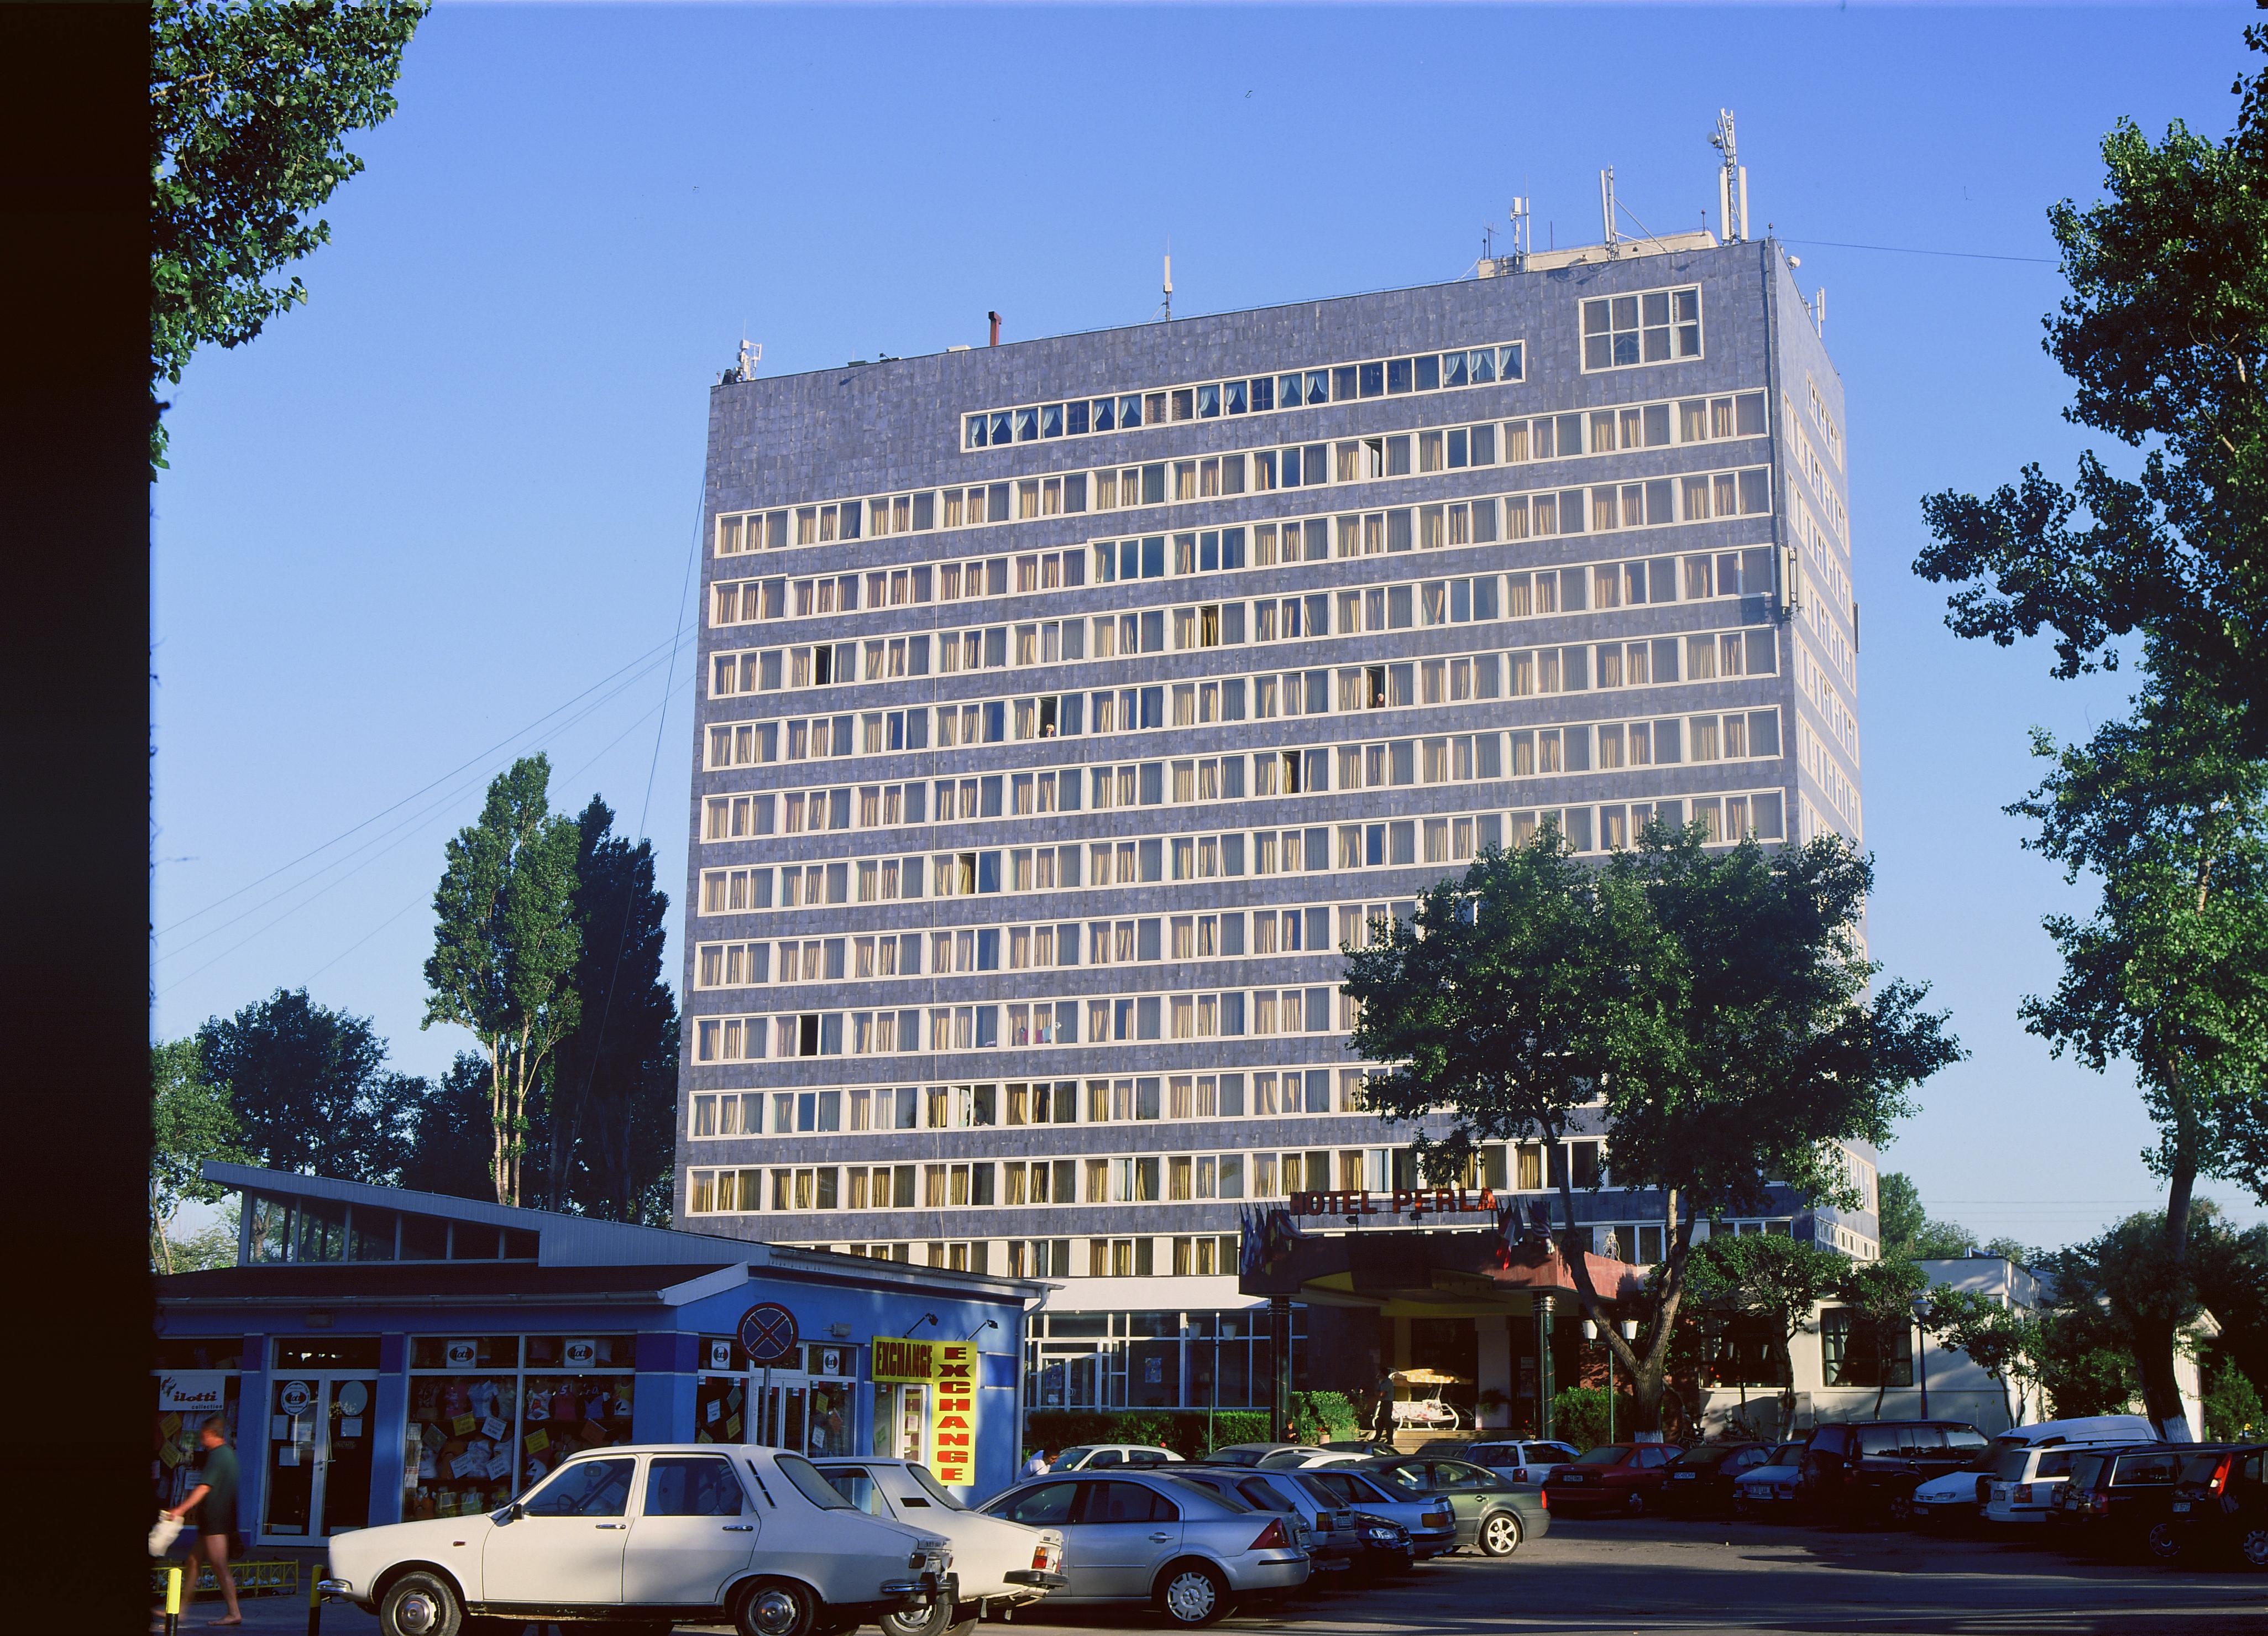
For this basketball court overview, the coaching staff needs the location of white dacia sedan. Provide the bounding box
[322,1444,954,1636]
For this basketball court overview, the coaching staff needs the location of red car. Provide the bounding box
[1542,1444,1682,1516]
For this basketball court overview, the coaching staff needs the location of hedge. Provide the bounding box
[1024,1409,1273,1460]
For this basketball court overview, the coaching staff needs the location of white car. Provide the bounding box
[1913,1416,2155,1529]
[813,1457,1065,1634]
[322,1444,954,1636]
[1049,1443,1185,1470]
[1730,1443,1808,1517]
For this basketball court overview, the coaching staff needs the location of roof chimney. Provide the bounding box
[988,311,1001,347]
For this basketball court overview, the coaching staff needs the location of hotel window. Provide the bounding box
[1581,286,1702,370]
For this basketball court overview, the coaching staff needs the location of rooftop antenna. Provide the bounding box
[1814,286,1827,337]
[734,335,762,383]
[1507,197,1531,272]
[1711,108,1749,243]
[1599,168,1620,255]
[1162,243,1173,322]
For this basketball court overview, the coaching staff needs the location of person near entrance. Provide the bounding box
[1370,1371,1398,1444]
[1022,1446,1053,1478]
[163,1416,241,1627]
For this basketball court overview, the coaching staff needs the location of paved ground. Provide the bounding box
[155,1517,2267,1636]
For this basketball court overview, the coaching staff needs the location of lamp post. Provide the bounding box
[1911,1299,1931,1420]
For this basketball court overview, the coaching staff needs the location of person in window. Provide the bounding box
[162,1416,241,1627]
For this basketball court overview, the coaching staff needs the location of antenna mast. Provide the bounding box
[1599,167,1620,255]
[1711,109,1748,242]
[1162,246,1173,322]
[1507,197,1530,272]
[735,336,763,383]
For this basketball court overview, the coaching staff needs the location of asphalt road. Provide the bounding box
[163,1517,2267,1636]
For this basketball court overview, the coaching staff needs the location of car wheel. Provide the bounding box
[737,1578,823,1636]
[2241,1526,2268,1570]
[1154,1560,1230,1628]
[1623,1490,1646,1518]
[378,1572,463,1636]
[1477,1510,1523,1557]
[1888,1491,1916,1527]
[2145,1521,2185,1565]
[882,1606,978,1636]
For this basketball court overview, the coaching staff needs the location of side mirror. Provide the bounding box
[508,1502,527,1522]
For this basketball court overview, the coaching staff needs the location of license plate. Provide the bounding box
[1560,1475,1583,1483]
[2173,1502,2191,1513]
[1673,1472,1695,1480]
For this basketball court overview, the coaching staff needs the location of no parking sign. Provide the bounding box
[738,1302,799,1365]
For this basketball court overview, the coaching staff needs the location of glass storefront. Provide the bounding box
[153,1339,244,1520]
[403,1334,636,1522]
[1024,1309,1295,1412]
[695,1340,857,1458]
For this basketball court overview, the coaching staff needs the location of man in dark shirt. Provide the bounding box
[163,1416,240,1625]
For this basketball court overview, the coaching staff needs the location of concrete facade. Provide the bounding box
[676,236,1873,1414]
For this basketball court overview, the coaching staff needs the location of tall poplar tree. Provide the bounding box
[423,755,582,1208]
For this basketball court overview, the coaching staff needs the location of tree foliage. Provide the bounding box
[151,0,426,469]
[1926,1285,2046,1429]
[538,797,678,1224]
[2204,1359,2266,1442]
[2009,671,2268,1429]
[423,755,583,1208]
[1914,20,2268,748]
[1343,823,1961,1433]
[151,1037,247,1273]
[1684,1231,1848,1440]
[1839,1257,1930,1417]
[397,1052,496,1204]
[196,987,415,1183]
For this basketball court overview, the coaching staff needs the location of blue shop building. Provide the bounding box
[155,1165,1043,1548]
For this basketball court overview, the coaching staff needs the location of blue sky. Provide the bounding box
[154,3,2257,1248]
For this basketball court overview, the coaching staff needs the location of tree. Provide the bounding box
[2044,1209,2212,1434]
[1684,1231,1848,1440]
[2203,1360,2265,1442]
[196,987,415,1183]
[151,0,427,469]
[1840,1257,1930,1417]
[538,797,678,1221]
[1926,1285,2046,1429]
[150,1037,246,1273]
[423,755,583,1208]
[1877,1171,1987,1259]
[397,1053,496,1204]
[1344,823,1961,1435]
[1914,19,2268,750]
[2009,671,2268,1432]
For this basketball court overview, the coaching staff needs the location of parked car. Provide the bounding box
[2047,1442,2201,1562]
[1291,1466,1459,1559]
[1274,1472,1416,1576]
[1730,1443,1809,1518]
[1204,1442,1336,1470]
[2164,1444,2268,1567]
[321,1444,954,1636]
[1457,1440,1582,1486]
[1050,1444,1183,1471]
[1796,1421,1991,1523]
[1913,1416,2155,1532]
[1172,1467,1346,1577]
[977,1469,1308,1627]
[1541,1444,1680,1517]
[811,1458,1064,1633]
[1661,1441,1775,1515]
[1356,1455,1549,1556]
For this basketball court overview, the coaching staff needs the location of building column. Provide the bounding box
[368,1335,408,1527]
[1535,1299,1556,1440]
[1268,1298,1292,1437]
[1475,1318,1512,1431]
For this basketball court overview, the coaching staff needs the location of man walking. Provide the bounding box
[163,1416,240,1627]
[1020,1446,1053,1478]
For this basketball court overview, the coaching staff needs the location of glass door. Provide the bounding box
[259,1373,379,1541]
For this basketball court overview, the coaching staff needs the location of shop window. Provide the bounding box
[405,1332,636,1523]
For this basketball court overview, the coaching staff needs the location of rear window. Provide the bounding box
[1161,1477,1245,1513]
[2178,1452,2227,1486]
[2114,1451,2181,1486]
[2035,1451,2075,1480]
[1944,1428,1990,1452]
[1678,1445,1740,1468]
[905,1463,966,1510]
[774,1454,853,1510]
[1576,1445,1633,1465]
[2067,1453,2107,1492]
[1858,1426,1903,1456]
[1991,1449,2033,1482]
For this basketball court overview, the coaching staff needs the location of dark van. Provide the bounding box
[1798,1421,1991,1523]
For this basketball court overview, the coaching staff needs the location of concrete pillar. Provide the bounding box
[1536,1299,1556,1440]
[1475,1318,1512,1431]
[1269,1297,1292,1436]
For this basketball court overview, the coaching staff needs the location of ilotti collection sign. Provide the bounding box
[1288,1185,1501,1218]
[872,1337,978,1488]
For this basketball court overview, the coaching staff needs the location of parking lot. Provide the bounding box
[160,1518,2268,1636]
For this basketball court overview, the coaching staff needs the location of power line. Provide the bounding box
[1780,236,2053,266]
[155,623,695,938]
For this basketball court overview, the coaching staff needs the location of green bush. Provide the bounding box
[1024,1409,1274,1462]
[1292,1390,1358,1440]
[2205,1360,2265,1442]
[1549,1386,1638,1452]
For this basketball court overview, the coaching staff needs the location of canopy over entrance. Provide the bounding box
[1238,1206,1645,1320]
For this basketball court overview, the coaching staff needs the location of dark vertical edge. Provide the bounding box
[0,7,155,1632]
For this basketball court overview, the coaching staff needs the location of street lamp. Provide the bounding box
[1910,1299,1932,1419]
[1583,1318,1643,1441]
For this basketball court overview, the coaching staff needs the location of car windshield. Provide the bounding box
[773,1454,854,1509]
[905,1463,966,1510]
[1207,1446,1264,1466]
[1676,1445,1740,1468]
[1575,1445,1632,1466]
[1768,1444,1805,1466]
[1056,1447,1093,1467]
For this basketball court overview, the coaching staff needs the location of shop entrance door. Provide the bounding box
[260,1373,379,1541]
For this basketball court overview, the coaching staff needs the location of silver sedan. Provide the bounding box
[978,1470,1310,1627]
